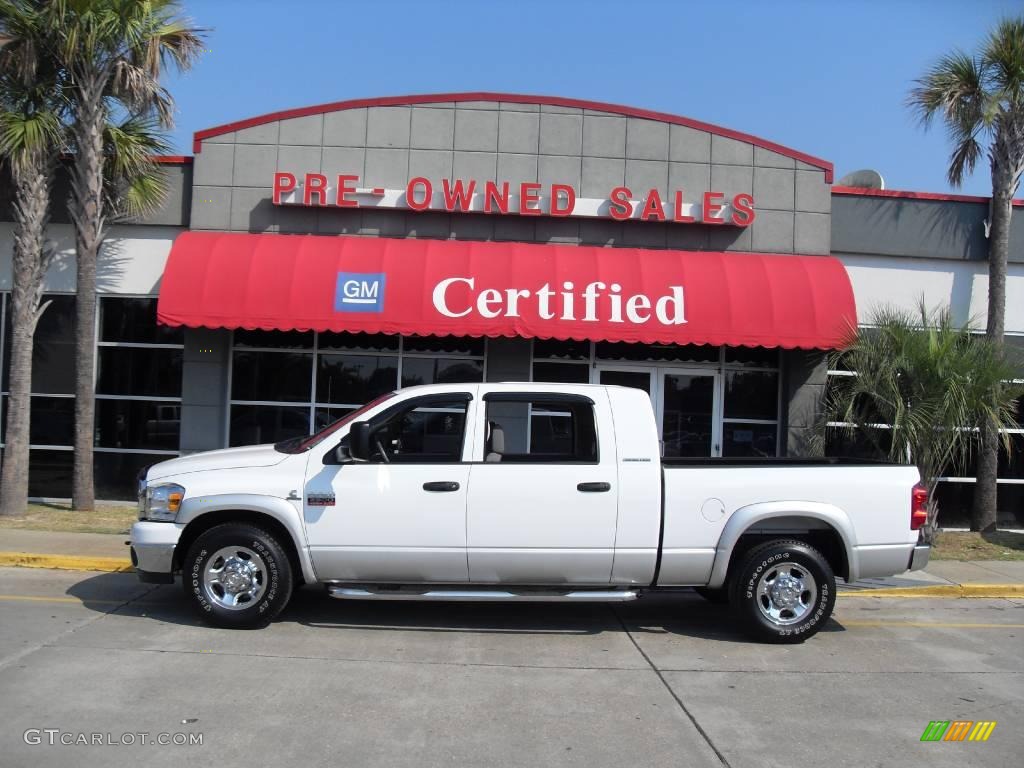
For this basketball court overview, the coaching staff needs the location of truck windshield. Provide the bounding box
[273,392,397,454]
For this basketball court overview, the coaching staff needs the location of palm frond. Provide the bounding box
[983,17,1024,103]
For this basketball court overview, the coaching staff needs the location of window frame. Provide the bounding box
[481,391,601,465]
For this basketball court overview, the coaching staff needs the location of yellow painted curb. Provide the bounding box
[839,583,1024,598]
[0,552,133,573]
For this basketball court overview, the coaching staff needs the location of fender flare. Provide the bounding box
[706,501,859,589]
[176,494,317,584]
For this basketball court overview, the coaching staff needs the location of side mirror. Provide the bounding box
[348,421,372,462]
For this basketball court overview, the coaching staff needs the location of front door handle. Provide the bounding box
[423,481,460,492]
[577,482,611,493]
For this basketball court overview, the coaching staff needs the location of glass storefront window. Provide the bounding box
[534,339,590,360]
[724,346,779,368]
[228,332,486,446]
[229,404,310,446]
[97,346,183,398]
[231,351,313,402]
[532,361,590,383]
[401,357,484,387]
[100,298,183,345]
[317,354,398,405]
[723,423,778,458]
[723,370,778,420]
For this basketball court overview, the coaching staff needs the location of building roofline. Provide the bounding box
[191,91,834,182]
[833,185,1024,207]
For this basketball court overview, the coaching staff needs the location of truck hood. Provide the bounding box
[146,444,288,481]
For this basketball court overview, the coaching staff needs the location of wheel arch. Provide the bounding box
[706,502,857,589]
[173,495,316,585]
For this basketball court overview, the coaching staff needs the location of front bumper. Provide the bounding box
[129,521,185,582]
[909,543,931,572]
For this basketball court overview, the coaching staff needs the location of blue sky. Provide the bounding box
[165,0,1022,196]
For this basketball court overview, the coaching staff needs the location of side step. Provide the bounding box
[327,586,639,602]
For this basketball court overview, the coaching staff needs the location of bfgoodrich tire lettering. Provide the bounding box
[730,539,836,644]
[183,523,293,629]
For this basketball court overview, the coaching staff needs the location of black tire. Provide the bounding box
[694,586,730,604]
[730,539,835,644]
[183,523,293,628]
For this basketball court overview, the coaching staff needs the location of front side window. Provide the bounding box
[483,397,598,463]
[366,397,469,463]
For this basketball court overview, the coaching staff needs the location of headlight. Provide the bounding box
[141,483,185,522]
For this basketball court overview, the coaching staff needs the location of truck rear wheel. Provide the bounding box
[183,523,293,628]
[730,539,835,644]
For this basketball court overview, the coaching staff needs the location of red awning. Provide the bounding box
[157,231,856,349]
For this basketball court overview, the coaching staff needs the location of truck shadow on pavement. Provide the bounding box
[64,573,847,644]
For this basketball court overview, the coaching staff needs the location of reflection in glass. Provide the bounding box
[404,335,485,356]
[95,399,180,451]
[401,357,483,387]
[317,354,397,405]
[723,423,778,458]
[229,404,310,446]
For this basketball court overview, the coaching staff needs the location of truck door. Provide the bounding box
[303,392,475,583]
[466,391,618,584]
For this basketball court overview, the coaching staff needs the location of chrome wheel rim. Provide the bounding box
[203,546,267,610]
[755,561,816,626]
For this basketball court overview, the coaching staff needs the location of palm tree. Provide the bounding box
[0,0,65,516]
[823,302,1020,541]
[908,17,1024,532]
[43,0,203,510]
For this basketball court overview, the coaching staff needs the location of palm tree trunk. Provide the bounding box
[971,167,1013,532]
[70,73,108,512]
[0,158,53,516]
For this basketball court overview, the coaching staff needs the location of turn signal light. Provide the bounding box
[910,483,928,530]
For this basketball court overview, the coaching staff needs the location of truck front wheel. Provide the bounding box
[183,523,294,629]
[730,539,835,644]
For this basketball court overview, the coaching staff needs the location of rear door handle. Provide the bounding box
[577,482,611,493]
[423,481,460,492]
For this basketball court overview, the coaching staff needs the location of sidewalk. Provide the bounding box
[0,529,1022,595]
[0,528,131,572]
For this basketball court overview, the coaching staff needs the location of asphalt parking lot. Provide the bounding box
[0,567,1020,768]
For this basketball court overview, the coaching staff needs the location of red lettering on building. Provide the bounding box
[702,191,726,225]
[406,177,433,211]
[442,179,476,212]
[609,187,633,220]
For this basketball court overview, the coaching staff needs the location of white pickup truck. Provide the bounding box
[130,382,929,643]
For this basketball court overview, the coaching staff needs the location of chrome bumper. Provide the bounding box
[909,543,931,571]
[130,521,185,582]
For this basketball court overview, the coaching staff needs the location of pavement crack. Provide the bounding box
[612,607,732,768]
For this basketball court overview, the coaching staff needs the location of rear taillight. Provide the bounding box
[911,483,928,530]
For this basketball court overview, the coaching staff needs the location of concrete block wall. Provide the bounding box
[191,99,831,254]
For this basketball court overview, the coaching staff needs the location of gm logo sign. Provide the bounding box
[335,272,385,313]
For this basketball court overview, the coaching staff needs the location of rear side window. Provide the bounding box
[483,397,598,463]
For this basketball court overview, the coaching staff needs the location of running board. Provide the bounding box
[326,586,639,602]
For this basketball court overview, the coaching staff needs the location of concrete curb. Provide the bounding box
[839,584,1024,598]
[0,552,133,573]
